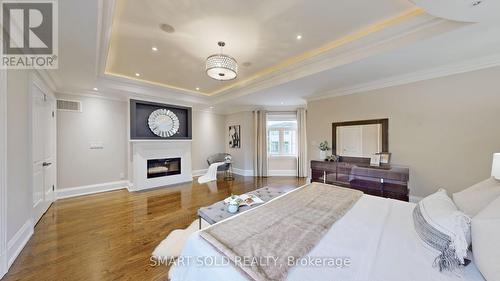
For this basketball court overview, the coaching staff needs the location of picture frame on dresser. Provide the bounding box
[370,154,381,167]
[377,152,391,164]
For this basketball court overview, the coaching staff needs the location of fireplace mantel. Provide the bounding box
[131,141,192,191]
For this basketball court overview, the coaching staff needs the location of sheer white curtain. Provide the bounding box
[253,110,268,177]
[297,108,308,177]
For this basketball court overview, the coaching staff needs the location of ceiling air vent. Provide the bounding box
[57,99,82,112]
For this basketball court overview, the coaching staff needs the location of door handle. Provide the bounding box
[42,162,52,167]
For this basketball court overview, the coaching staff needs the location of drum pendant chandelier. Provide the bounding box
[205,41,238,81]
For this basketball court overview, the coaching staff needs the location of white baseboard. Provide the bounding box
[409,195,423,203]
[7,219,33,268]
[126,181,134,192]
[56,180,128,199]
[192,169,208,177]
[268,170,297,177]
[233,168,254,177]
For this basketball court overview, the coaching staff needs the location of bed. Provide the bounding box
[171,185,486,281]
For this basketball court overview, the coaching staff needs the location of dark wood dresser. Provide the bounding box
[311,160,410,201]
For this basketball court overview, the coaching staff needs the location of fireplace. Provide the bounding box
[147,157,181,179]
[132,141,192,191]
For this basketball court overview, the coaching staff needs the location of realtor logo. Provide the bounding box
[1,0,58,69]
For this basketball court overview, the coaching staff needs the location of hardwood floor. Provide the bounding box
[2,176,305,281]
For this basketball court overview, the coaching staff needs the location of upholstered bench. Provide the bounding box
[197,186,296,228]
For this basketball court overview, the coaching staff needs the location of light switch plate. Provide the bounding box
[90,142,104,149]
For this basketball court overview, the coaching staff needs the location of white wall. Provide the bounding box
[56,94,128,189]
[4,70,58,272]
[0,69,6,278]
[225,111,254,174]
[307,66,500,197]
[192,110,226,172]
[6,70,32,242]
[56,96,227,187]
[268,156,296,176]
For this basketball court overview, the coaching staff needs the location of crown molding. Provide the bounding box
[32,69,59,92]
[209,8,427,96]
[96,75,210,105]
[96,4,460,103]
[95,0,210,98]
[55,89,217,114]
[96,0,115,78]
[307,53,500,101]
[56,87,206,110]
[102,8,427,97]
[211,17,464,105]
[50,1,486,109]
[218,104,306,115]
[99,73,209,100]
[55,89,127,102]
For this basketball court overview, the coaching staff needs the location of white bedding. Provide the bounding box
[172,194,485,281]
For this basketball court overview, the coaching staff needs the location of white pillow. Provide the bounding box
[472,196,500,281]
[453,177,500,217]
[413,188,471,272]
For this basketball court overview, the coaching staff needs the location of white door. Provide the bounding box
[32,84,56,224]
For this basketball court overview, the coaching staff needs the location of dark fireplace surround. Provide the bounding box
[147,158,181,179]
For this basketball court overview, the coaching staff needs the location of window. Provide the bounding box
[269,130,280,154]
[267,116,297,156]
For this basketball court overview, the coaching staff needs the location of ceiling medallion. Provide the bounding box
[205,41,238,81]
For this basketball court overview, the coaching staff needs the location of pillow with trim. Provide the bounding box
[413,188,471,272]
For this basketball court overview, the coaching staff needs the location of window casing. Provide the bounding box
[267,119,297,156]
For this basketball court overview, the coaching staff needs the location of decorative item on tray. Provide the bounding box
[224,194,264,208]
[326,155,339,162]
[318,141,331,160]
[370,154,381,167]
[227,200,239,213]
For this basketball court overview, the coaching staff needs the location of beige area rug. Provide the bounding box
[152,218,210,279]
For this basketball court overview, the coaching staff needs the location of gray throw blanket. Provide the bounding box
[413,204,464,272]
[200,182,363,281]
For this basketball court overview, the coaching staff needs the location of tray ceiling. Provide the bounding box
[105,0,418,95]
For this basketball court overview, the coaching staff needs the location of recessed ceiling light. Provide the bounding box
[280,102,284,105]
[152,46,158,52]
[195,87,200,91]
[209,106,214,109]
[135,73,141,77]
[296,34,302,40]
[93,87,98,91]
